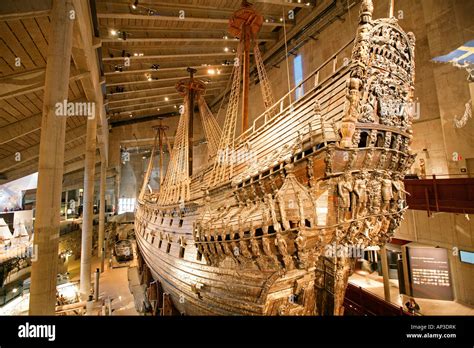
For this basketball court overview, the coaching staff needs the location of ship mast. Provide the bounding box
[154,125,169,186]
[229,0,263,132]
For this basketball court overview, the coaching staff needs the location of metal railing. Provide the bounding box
[404,176,474,215]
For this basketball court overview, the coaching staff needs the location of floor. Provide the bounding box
[67,248,139,316]
[349,272,474,316]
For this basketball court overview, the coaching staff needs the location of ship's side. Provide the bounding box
[135,0,416,316]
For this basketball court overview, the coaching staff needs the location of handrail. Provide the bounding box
[345,282,413,316]
[235,38,355,144]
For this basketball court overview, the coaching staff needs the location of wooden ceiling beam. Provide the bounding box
[0,0,51,20]
[103,64,232,76]
[102,52,235,62]
[108,86,225,106]
[108,97,187,115]
[0,149,100,185]
[96,13,289,27]
[255,0,314,8]
[101,37,272,43]
[106,73,231,87]
[0,69,90,101]
[106,79,227,99]
[0,97,87,145]
[0,133,89,173]
[107,91,219,113]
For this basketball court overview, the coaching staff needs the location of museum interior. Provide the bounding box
[0,0,473,320]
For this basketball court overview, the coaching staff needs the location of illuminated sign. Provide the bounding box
[407,246,453,301]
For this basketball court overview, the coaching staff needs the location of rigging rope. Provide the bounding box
[197,96,223,158]
[158,99,190,205]
[282,8,293,107]
[210,42,243,186]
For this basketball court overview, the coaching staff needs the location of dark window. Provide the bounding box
[166,243,171,253]
[359,131,369,148]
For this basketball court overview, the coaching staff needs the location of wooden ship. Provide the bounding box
[135,0,417,315]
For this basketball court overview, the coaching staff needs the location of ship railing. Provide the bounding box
[235,38,355,145]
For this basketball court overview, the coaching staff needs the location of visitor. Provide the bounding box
[405,298,420,314]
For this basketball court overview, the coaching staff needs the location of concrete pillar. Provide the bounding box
[28,0,74,315]
[98,160,106,272]
[79,114,97,297]
[380,246,392,303]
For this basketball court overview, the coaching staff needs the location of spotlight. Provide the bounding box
[110,29,117,36]
[131,0,139,9]
[165,97,169,101]
[224,47,229,52]
[207,68,216,75]
[134,53,138,56]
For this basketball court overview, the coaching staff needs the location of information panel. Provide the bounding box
[407,246,453,300]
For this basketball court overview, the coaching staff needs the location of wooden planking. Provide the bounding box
[34,16,50,46]
[20,18,49,64]
[7,19,46,68]
[137,233,267,315]
[0,21,37,70]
